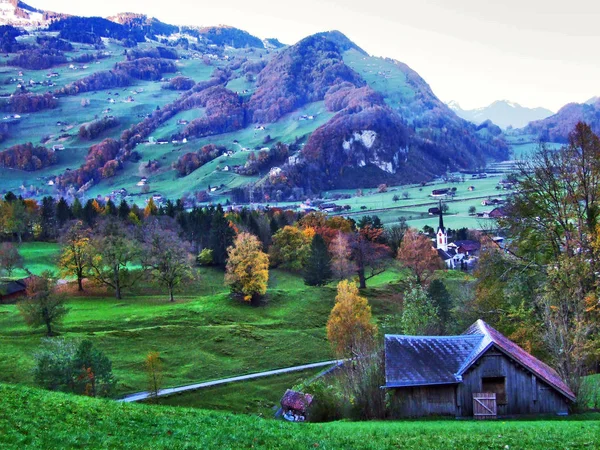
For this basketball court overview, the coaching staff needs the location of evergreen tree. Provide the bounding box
[104,199,117,216]
[82,199,97,226]
[117,199,130,220]
[39,196,57,240]
[55,197,72,228]
[427,279,452,331]
[71,197,83,219]
[208,205,235,266]
[304,234,332,286]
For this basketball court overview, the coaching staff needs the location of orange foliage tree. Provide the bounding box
[397,228,441,285]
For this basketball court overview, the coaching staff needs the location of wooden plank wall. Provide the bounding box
[457,347,569,416]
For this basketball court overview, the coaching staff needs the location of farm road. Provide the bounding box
[120,359,342,402]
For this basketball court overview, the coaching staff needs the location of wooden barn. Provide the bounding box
[0,278,28,304]
[385,320,575,418]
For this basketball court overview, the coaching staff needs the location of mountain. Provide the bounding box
[525,98,600,143]
[250,33,508,195]
[449,100,553,129]
[0,4,509,202]
[0,0,65,27]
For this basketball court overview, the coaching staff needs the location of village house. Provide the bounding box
[385,320,575,418]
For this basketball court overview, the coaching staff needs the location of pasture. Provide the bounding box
[1,383,599,449]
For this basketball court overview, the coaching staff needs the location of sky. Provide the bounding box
[32,0,600,112]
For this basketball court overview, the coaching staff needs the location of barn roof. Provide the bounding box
[385,334,484,387]
[280,389,313,413]
[0,279,27,297]
[385,319,576,402]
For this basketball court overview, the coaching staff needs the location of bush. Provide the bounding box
[306,380,345,422]
[197,248,214,266]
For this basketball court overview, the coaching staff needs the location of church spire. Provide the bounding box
[438,201,445,232]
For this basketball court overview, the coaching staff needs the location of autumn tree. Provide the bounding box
[145,351,163,404]
[400,283,439,335]
[143,219,192,302]
[304,234,332,286]
[269,225,313,271]
[144,197,158,217]
[500,122,600,392]
[88,219,142,299]
[351,226,390,288]
[326,280,377,357]
[225,232,269,302]
[330,231,356,280]
[0,242,23,277]
[397,228,441,285]
[58,220,91,291]
[17,272,68,336]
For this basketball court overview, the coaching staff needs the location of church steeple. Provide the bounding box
[436,201,448,251]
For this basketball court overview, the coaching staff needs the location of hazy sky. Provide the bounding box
[33,0,600,112]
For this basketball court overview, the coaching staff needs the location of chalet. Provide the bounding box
[431,188,450,198]
[488,207,507,219]
[428,207,441,215]
[280,389,313,422]
[454,240,481,256]
[384,320,575,418]
[468,186,475,191]
[52,144,65,151]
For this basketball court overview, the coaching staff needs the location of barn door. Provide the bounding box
[473,393,497,419]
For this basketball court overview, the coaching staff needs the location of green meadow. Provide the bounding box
[1,383,599,449]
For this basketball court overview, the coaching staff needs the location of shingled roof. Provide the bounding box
[385,319,575,402]
[385,335,483,387]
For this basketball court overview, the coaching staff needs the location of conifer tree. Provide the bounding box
[304,234,332,286]
[209,205,235,266]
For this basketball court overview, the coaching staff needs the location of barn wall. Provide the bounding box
[388,385,457,418]
[458,347,569,417]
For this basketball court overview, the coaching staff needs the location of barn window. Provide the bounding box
[482,377,507,405]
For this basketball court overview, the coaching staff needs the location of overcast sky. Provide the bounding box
[33,0,600,112]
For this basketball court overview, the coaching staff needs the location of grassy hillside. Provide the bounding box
[1,383,599,449]
[155,367,323,416]
[0,267,346,394]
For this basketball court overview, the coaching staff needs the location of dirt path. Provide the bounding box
[119,359,343,403]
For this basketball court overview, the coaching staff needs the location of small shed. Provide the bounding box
[0,278,28,303]
[385,320,575,418]
[280,389,313,421]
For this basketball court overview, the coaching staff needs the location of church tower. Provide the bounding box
[436,203,448,251]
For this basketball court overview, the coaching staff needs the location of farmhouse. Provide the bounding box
[384,320,575,418]
[431,188,450,198]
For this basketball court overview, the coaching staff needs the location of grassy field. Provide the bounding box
[1,383,599,449]
[155,367,323,417]
[7,242,61,278]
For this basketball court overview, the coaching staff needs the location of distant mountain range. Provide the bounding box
[448,100,553,129]
[525,98,600,143]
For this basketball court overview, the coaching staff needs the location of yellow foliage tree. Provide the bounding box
[144,197,158,218]
[145,351,163,404]
[58,220,91,292]
[326,280,377,357]
[225,232,269,302]
[91,199,103,214]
